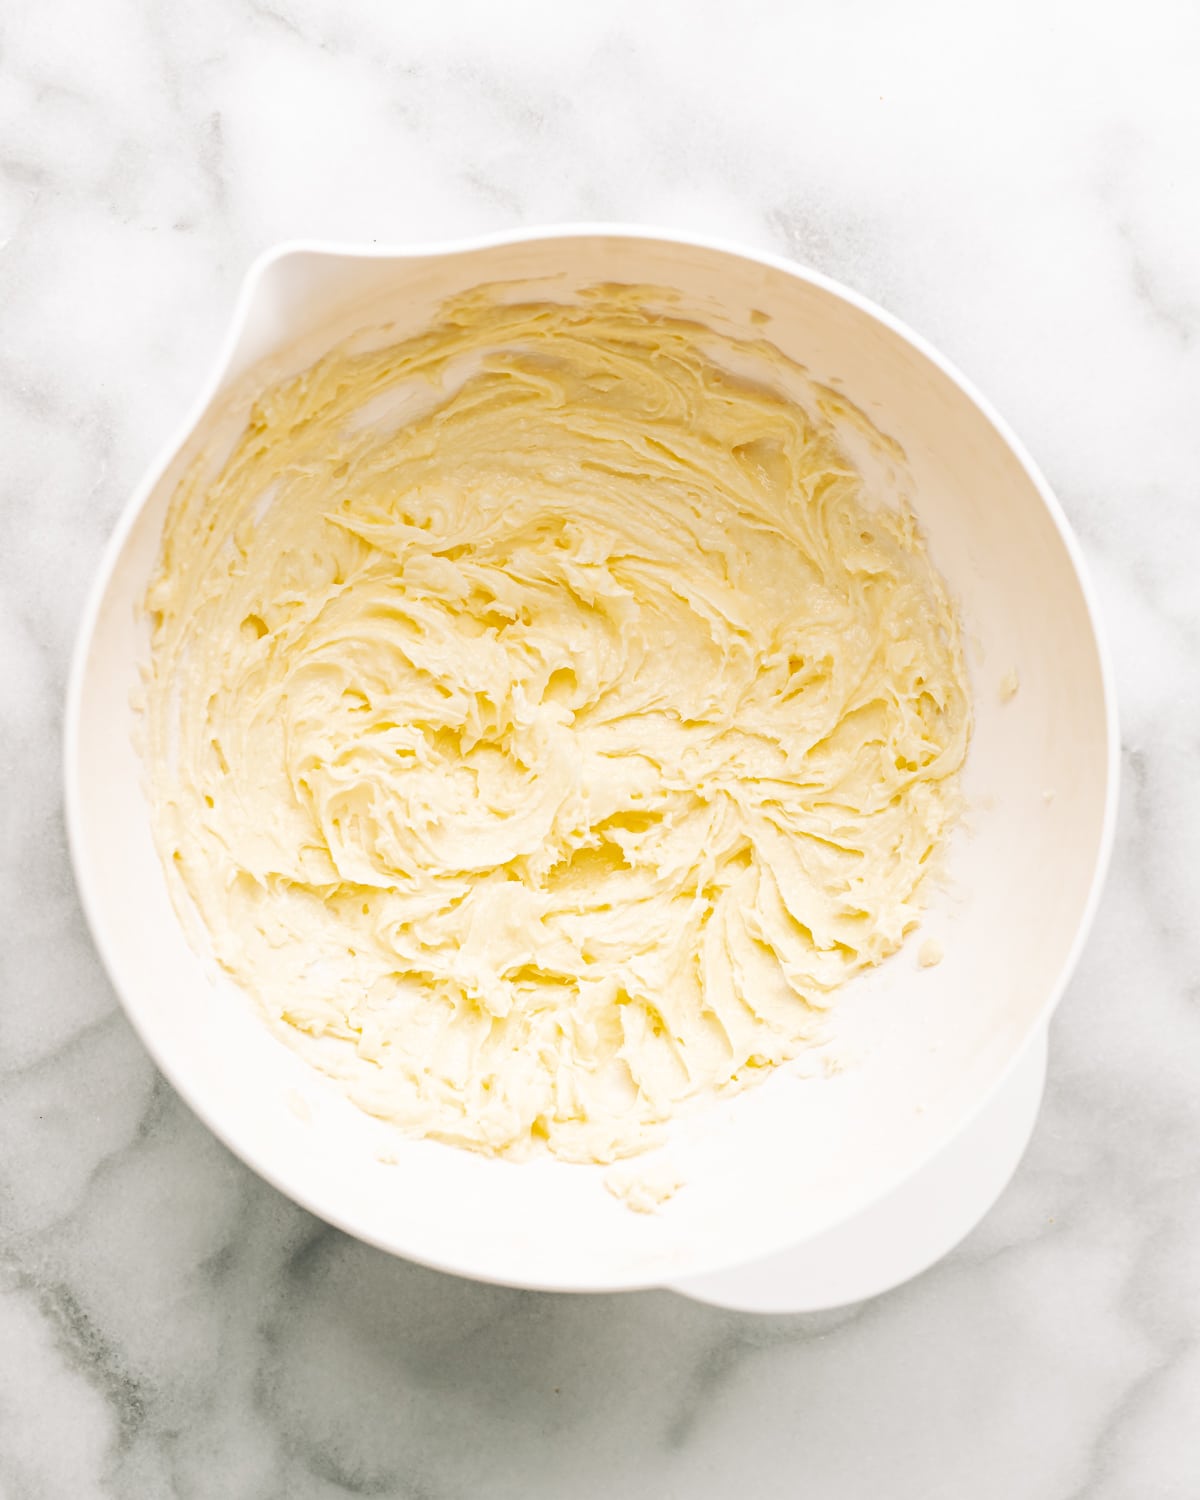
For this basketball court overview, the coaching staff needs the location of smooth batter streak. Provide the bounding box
[145,288,970,1162]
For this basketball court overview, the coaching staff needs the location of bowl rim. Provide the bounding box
[63,223,1121,1291]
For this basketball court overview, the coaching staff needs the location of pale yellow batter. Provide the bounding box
[144,287,969,1162]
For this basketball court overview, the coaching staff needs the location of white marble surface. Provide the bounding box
[2,0,1199,1493]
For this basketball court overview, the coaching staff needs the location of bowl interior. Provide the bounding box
[67,233,1113,1290]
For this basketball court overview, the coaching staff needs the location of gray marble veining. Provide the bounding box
[3,1,1199,1494]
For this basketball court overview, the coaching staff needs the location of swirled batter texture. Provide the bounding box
[145,289,969,1162]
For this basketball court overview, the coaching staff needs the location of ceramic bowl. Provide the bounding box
[65,227,1117,1295]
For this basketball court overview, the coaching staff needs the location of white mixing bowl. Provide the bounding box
[65,228,1117,1296]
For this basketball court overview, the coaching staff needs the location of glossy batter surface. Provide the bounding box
[144,289,969,1161]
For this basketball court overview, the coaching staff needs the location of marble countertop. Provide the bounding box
[3,1,1199,1494]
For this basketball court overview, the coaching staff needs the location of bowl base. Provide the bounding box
[666,1028,1048,1313]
